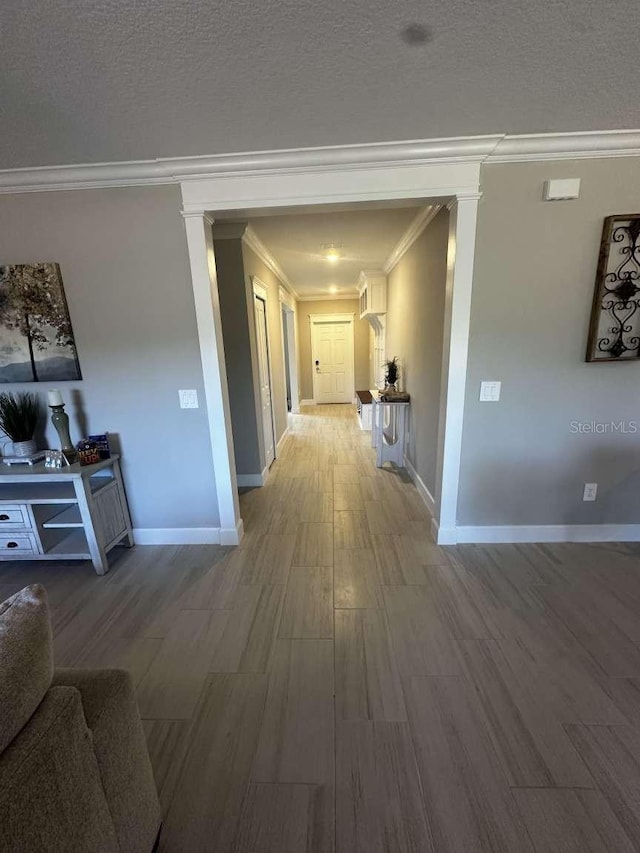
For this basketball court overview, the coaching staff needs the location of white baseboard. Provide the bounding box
[221,517,244,546]
[430,517,444,543]
[277,427,290,453]
[133,518,245,546]
[449,524,640,545]
[404,455,435,517]
[435,525,457,545]
[133,527,222,545]
[299,399,316,406]
[237,473,264,487]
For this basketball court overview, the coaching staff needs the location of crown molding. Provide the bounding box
[297,292,358,302]
[487,129,640,163]
[241,224,299,299]
[383,204,442,274]
[0,130,639,194]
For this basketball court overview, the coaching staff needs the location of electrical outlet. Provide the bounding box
[179,389,199,409]
[479,381,501,402]
[583,482,598,502]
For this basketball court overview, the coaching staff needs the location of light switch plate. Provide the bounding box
[583,482,598,502]
[179,389,199,409]
[479,381,501,402]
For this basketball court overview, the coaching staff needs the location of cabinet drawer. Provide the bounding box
[0,505,31,530]
[0,533,37,556]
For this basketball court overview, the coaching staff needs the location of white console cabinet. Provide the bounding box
[0,455,133,575]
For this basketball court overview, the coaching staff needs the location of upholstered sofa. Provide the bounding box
[0,585,161,852]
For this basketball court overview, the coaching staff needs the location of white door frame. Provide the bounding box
[309,312,355,404]
[279,285,300,415]
[181,158,481,545]
[251,276,277,473]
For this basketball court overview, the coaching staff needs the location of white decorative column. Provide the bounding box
[182,212,243,545]
[434,194,481,545]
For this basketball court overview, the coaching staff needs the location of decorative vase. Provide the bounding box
[50,404,77,463]
[12,439,37,458]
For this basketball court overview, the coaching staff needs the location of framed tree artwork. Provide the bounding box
[586,215,640,362]
[0,263,82,382]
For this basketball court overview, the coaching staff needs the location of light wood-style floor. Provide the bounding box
[3,404,640,852]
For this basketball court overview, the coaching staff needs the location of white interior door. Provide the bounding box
[254,293,275,468]
[311,316,354,404]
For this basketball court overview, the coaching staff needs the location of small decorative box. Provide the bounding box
[77,440,101,467]
[88,434,111,460]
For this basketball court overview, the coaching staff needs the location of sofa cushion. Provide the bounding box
[0,584,53,754]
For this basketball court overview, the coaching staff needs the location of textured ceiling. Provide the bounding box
[0,0,637,169]
[250,205,421,298]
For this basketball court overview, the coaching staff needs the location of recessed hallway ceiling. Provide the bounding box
[249,205,422,299]
[0,0,637,170]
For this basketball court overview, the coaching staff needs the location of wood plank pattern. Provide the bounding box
[457,639,593,787]
[278,566,333,639]
[137,609,230,719]
[334,548,382,608]
[209,584,285,673]
[513,788,636,853]
[7,405,640,851]
[405,675,534,853]
[233,783,333,853]
[252,639,334,784]
[566,724,640,847]
[292,523,334,566]
[335,609,406,722]
[336,720,434,853]
[160,673,267,851]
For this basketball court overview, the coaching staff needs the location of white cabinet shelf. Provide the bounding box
[358,270,387,319]
[0,456,133,575]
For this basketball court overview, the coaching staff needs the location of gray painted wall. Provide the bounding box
[459,157,640,525]
[385,209,449,496]
[242,243,289,445]
[213,235,262,475]
[297,299,370,401]
[0,185,219,529]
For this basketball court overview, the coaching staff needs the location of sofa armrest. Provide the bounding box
[53,668,161,853]
[0,685,119,853]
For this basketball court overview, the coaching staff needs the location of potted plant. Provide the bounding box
[0,392,41,458]
[383,356,400,392]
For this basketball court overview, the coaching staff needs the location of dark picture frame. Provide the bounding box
[586,215,640,363]
[0,262,82,382]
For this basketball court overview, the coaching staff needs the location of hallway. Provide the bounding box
[2,404,640,850]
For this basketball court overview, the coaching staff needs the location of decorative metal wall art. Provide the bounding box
[586,215,640,362]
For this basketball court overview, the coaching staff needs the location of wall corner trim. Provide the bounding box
[220,517,244,545]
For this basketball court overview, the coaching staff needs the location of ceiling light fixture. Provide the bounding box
[322,243,343,263]
[329,285,338,293]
